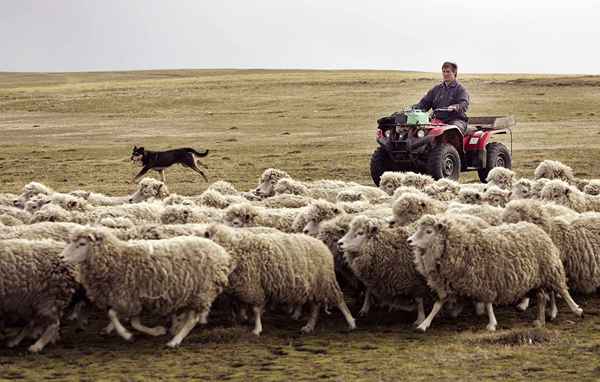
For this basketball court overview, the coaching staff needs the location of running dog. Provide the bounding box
[130,146,209,183]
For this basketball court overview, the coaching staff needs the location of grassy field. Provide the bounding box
[2,69,600,381]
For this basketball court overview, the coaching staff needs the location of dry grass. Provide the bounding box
[2,69,600,381]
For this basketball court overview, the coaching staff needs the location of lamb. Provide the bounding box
[129,178,169,203]
[203,223,356,335]
[407,213,583,332]
[338,216,431,324]
[483,186,511,207]
[485,167,516,190]
[540,179,600,213]
[390,193,446,227]
[223,203,303,233]
[62,226,234,347]
[502,199,600,294]
[0,239,77,352]
[160,205,221,225]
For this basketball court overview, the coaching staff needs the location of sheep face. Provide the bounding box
[338,217,379,252]
[540,181,571,204]
[303,220,320,236]
[511,179,534,200]
[380,173,403,195]
[62,235,95,264]
[483,187,511,207]
[486,168,515,190]
[130,179,169,203]
[224,204,257,228]
[69,190,91,200]
[458,189,482,205]
[24,195,51,213]
[407,216,446,252]
[255,168,290,197]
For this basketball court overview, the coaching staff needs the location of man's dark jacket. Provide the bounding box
[414,80,470,123]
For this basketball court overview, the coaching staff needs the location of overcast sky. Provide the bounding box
[1,0,599,74]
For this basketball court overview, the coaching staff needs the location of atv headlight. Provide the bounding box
[384,130,392,138]
[416,129,426,138]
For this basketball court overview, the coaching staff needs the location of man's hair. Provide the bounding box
[442,61,458,75]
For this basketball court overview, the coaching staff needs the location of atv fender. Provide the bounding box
[428,127,464,155]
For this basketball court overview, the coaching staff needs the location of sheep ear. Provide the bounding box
[245,213,251,221]
[333,207,340,214]
[420,201,426,208]
[508,191,512,198]
[475,194,481,200]
[564,188,570,195]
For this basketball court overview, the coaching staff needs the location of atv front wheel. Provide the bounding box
[477,142,512,183]
[426,143,461,181]
[370,147,413,186]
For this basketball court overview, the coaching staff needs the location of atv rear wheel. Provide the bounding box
[477,142,512,183]
[426,143,461,181]
[370,147,414,186]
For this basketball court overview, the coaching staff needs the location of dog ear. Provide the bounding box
[133,145,137,150]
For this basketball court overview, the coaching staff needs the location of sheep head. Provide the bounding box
[255,168,290,197]
[338,216,380,253]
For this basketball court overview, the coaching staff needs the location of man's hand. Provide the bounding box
[447,104,458,111]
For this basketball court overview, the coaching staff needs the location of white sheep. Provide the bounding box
[338,216,430,324]
[485,167,516,190]
[407,214,583,332]
[62,226,234,347]
[160,204,222,225]
[203,223,356,335]
[223,203,304,233]
[540,179,600,213]
[0,239,77,352]
[129,178,169,203]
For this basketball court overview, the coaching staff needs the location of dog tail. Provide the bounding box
[185,148,209,157]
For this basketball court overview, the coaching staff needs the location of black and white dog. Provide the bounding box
[130,146,209,183]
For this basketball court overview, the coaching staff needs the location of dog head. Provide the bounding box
[131,146,145,166]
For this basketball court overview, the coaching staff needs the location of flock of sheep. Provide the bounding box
[2,159,600,352]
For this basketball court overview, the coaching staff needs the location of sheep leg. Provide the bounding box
[28,321,59,353]
[100,322,115,336]
[108,309,133,341]
[167,310,200,348]
[414,298,425,326]
[557,288,583,316]
[131,317,167,337]
[516,297,530,312]
[336,299,356,331]
[291,305,303,320]
[6,325,31,348]
[358,289,371,317]
[534,290,546,328]
[252,306,263,336]
[474,302,486,316]
[485,303,497,331]
[416,299,445,332]
[548,292,558,320]
[301,303,320,334]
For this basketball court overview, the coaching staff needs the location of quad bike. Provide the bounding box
[370,108,515,185]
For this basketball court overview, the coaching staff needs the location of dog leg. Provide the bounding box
[188,164,208,182]
[159,170,166,183]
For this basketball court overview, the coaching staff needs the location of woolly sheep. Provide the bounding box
[483,186,511,207]
[485,167,516,190]
[93,201,166,224]
[198,189,246,209]
[407,214,583,332]
[70,190,130,206]
[206,180,239,195]
[446,204,504,226]
[0,222,82,241]
[540,180,600,213]
[203,223,356,335]
[338,216,430,324]
[391,186,427,202]
[0,214,23,226]
[160,205,220,225]
[30,204,90,224]
[502,199,600,294]
[162,193,196,206]
[583,180,600,196]
[0,239,77,352]
[0,193,19,208]
[273,178,339,202]
[62,227,234,347]
[0,205,31,224]
[258,194,313,209]
[223,203,303,233]
[401,172,435,190]
[16,181,54,208]
[379,172,404,195]
[456,188,483,205]
[390,193,446,227]
[129,178,169,203]
[423,179,461,202]
[534,160,575,183]
[511,178,537,200]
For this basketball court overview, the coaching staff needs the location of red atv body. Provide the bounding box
[370,112,515,185]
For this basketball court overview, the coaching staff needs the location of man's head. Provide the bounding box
[442,61,458,82]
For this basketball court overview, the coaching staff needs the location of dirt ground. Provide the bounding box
[2,70,600,381]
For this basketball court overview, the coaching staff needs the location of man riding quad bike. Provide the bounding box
[370,61,514,185]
